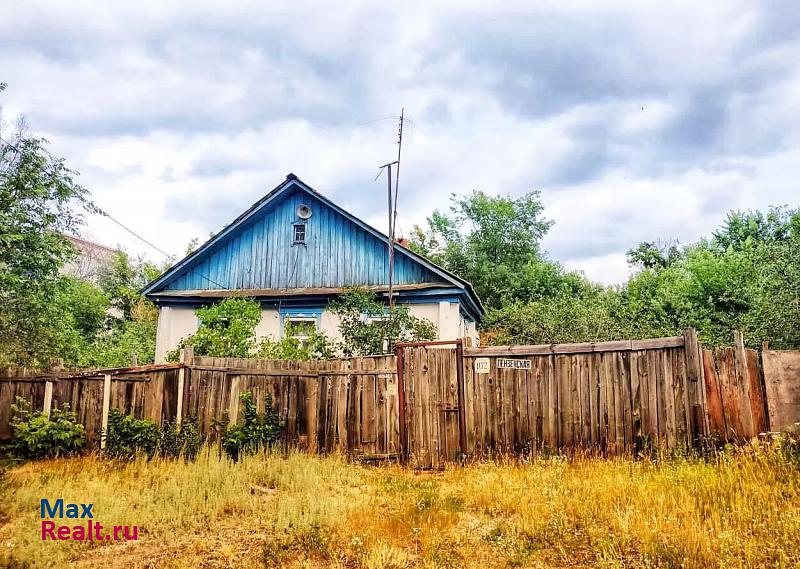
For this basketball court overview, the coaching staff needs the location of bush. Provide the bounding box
[159,417,203,461]
[222,392,285,461]
[10,397,86,459]
[329,288,437,356]
[104,409,203,460]
[104,409,161,459]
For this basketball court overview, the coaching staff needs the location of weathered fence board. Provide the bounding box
[700,345,768,440]
[762,349,800,432]
[3,330,800,464]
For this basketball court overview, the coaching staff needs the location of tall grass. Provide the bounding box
[1,441,799,568]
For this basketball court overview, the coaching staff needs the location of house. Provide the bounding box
[61,234,119,284]
[143,174,483,362]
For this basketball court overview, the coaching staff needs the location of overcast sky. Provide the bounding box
[2,1,798,283]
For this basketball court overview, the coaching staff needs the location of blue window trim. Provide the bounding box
[279,307,322,338]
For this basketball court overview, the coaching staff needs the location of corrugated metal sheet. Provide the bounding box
[162,189,442,291]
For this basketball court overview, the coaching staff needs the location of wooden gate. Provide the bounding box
[397,341,466,469]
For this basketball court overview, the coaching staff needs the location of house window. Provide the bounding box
[293,223,306,244]
[280,309,321,345]
[284,317,317,345]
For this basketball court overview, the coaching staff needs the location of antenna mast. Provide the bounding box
[388,108,404,308]
[377,109,404,311]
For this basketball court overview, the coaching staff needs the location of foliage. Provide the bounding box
[329,288,437,356]
[626,239,681,269]
[0,103,98,365]
[159,417,203,461]
[104,409,202,460]
[9,397,86,459]
[167,297,262,361]
[221,392,285,461]
[80,319,157,368]
[484,288,630,345]
[47,276,111,364]
[258,322,337,360]
[104,409,161,459]
[409,190,583,310]
[484,205,800,349]
[97,251,164,321]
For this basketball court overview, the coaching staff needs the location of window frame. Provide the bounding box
[292,222,307,245]
[279,308,322,342]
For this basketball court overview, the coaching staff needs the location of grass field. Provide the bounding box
[1,442,799,568]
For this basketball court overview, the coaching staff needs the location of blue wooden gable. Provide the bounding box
[143,174,483,321]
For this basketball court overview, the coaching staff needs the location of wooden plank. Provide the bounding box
[718,348,744,440]
[762,350,800,433]
[733,331,755,438]
[619,352,632,450]
[629,351,642,447]
[557,355,572,448]
[100,374,111,450]
[662,349,676,449]
[545,355,557,449]
[702,350,726,437]
[648,350,663,448]
[463,356,476,455]
[598,352,608,450]
[683,328,707,437]
[43,381,53,418]
[337,362,349,453]
[464,336,684,357]
[672,348,690,448]
[746,350,767,434]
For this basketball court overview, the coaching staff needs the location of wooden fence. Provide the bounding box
[2,328,799,466]
[398,333,706,468]
[185,354,399,457]
[0,364,182,446]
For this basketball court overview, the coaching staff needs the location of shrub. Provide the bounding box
[222,392,285,461]
[104,409,161,459]
[166,297,262,361]
[105,410,204,460]
[10,397,86,459]
[329,287,437,356]
[159,417,203,461]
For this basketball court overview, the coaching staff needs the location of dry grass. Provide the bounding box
[1,442,799,568]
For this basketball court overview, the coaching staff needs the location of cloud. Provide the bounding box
[1,0,798,285]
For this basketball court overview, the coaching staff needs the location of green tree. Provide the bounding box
[97,252,163,321]
[0,92,98,364]
[410,190,583,309]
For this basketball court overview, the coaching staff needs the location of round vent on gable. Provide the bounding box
[296,204,313,220]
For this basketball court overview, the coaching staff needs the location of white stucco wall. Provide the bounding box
[154,300,479,362]
[154,306,200,362]
[254,308,281,341]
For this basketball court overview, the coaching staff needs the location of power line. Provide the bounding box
[95,208,230,290]
[99,210,177,261]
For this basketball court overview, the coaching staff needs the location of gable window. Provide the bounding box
[293,223,306,244]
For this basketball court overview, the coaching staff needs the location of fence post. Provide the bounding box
[683,327,708,440]
[43,381,54,418]
[43,358,62,419]
[100,373,112,450]
[176,346,193,427]
[395,345,407,463]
